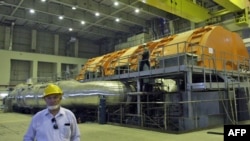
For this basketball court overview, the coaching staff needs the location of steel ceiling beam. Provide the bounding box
[0,13,116,39]
[49,0,146,26]
[213,0,246,12]
[1,1,131,33]
[139,0,211,23]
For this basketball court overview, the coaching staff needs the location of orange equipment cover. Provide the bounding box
[76,25,249,81]
[150,25,249,70]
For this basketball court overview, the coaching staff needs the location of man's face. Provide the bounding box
[44,94,61,106]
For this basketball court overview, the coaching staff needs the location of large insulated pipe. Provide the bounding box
[4,80,134,112]
[56,80,130,106]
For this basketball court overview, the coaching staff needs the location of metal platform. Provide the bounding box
[77,53,250,133]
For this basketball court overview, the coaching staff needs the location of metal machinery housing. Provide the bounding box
[4,25,250,133]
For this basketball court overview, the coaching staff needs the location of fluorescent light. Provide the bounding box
[114,1,119,6]
[115,18,120,22]
[59,16,64,20]
[72,6,77,10]
[29,9,35,14]
[81,21,85,25]
[95,12,100,17]
[135,8,140,13]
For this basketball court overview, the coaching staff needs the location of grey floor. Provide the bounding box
[0,110,225,141]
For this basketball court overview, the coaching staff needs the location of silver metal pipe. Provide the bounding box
[6,79,134,111]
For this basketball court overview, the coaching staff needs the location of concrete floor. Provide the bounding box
[0,110,225,141]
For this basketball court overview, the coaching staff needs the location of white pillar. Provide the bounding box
[56,62,61,79]
[31,60,38,83]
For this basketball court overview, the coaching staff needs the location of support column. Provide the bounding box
[54,34,59,55]
[8,22,14,50]
[186,71,193,118]
[0,57,11,85]
[74,39,79,57]
[186,70,197,128]
[164,94,170,130]
[190,22,195,30]
[78,64,83,74]
[4,27,11,50]
[31,30,37,52]
[169,21,175,35]
[98,96,106,124]
[136,79,142,126]
[31,60,38,83]
[56,62,61,80]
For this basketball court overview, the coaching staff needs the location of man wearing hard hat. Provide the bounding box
[23,84,80,141]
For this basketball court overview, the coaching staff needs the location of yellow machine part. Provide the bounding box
[102,49,127,76]
[111,46,139,73]
[139,0,210,23]
[77,25,249,81]
[76,55,107,80]
[149,35,177,67]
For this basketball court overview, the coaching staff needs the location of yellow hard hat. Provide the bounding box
[43,84,63,97]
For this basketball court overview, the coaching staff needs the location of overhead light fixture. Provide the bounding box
[72,6,77,10]
[114,1,119,6]
[58,16,64,20]
[41,0,46,2]
[81,21,85,25]
[135,8,140,13]
[95,12,100,17]
[29,9,35,14]
[115,18,120,22]
[69,28,73,31]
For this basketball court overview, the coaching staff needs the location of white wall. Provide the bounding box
[0,49,86,86]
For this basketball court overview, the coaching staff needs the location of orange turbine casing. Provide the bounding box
[77,25,249,81]
[150,25,249,70]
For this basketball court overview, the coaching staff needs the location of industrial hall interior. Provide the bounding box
[1,0,250,140]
